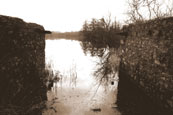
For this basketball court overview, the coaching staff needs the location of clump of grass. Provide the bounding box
[44,62,61,90]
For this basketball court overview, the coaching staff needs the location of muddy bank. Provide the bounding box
[0,15,47,114]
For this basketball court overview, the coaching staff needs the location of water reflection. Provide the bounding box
[93,48,120,88]
[43,39,121,115]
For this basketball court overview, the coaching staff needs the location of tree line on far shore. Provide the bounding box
[80,0,173,57]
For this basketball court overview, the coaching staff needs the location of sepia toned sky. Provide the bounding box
[0,0,127,32]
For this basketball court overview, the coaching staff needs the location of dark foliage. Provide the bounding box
[81,17,122,57]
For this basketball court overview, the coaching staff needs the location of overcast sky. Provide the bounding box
[0,0,127,32]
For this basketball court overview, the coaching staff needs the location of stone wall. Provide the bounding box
[0,15,47,114]
[119,17,173,113]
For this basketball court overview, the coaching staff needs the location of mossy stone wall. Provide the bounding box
[120,17,173,113]
[0,15,47,114]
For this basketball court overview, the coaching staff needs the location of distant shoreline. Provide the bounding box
[45,31,83,41]
[45,37,83,41]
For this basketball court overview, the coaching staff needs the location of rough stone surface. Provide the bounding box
[119,17,173,113]
[0,15,47,114]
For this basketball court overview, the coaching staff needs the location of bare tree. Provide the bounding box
[165,0,173,16]
[126,0,173,23]
[126,0,144,23]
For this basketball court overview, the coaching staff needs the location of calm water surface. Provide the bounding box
[43,39,121,115]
